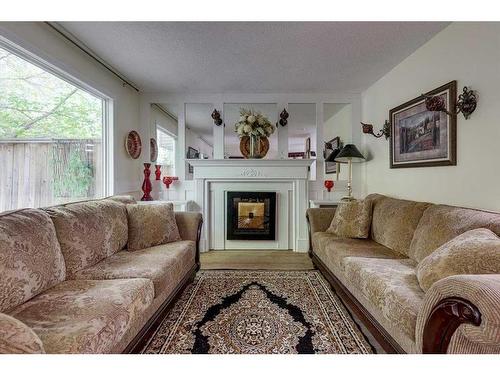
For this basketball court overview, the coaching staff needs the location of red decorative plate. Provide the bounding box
[150,138,158,162]
[125,130,142,159]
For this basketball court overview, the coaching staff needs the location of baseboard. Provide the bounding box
[311,253,406,354]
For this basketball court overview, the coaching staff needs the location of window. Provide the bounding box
[156,125,176,176]
[0,43,108,211]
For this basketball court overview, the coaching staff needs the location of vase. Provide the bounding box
[141,163,153,201]
[249,135,262,159]
[240,136,269,159]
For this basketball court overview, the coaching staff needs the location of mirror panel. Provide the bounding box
[151,103,178,177]
[287,103,317,180]
[185,103,214,179]
[323,103,352,180]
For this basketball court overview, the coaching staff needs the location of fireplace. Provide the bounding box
[226,191,276,240]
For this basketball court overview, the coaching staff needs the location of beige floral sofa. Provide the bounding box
[307,193,500,354]
[0,196,202,354]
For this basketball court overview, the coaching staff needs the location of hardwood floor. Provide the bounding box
[200,250,314,270]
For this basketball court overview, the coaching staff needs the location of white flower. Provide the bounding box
[239,115,247,122]
[247,115,256,124]
[243,125,252,133]
[257,117,266,126]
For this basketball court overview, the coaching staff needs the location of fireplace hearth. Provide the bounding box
[227,191,276,240]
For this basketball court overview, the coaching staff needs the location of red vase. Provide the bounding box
[162,176,179,189]
[141,163,153,201]
[155,165,161,180]
[324,180,334,193]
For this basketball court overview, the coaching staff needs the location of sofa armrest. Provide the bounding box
[0,313,45,354]
[306,208,336,234]
[306,208,336,254]
[175,212,203,267]
[416,274,500,354]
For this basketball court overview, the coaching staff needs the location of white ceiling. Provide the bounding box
[59,22,449,93]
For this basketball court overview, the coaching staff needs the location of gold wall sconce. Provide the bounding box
[361,120,391,140]
[424,86,477,120]
[211,109,224,126]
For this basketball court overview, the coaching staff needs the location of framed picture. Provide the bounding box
[186,147,199,174]
[390,81,457,168]
[324,137,341,174]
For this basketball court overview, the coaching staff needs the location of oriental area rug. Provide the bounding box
[141,271,373,354]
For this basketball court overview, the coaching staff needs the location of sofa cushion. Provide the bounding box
[409,204,500,263]
[0,312,45,354]
[45,200,129,277]
[416,228,500,291]
[106,195,136,205]
[126,203,181,251]
[8,279,154,354]
[326,200,372,238]
[312,232,404,272]
[0,209,66,312]
[71,240,196,295]
[368,194,431,257]
[342,257,425,340]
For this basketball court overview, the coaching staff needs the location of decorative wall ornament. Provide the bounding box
[361,120,391,140]
[424,85,477,120]
[211,109,224,126]
[150,138,158,162]
[278,108,289,126]
[240,168,264,177]
[390,81,457,168]
[125,130,142,159]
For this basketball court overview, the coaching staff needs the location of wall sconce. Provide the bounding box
[424,86,477,120]
[278,108,289,126]
[361,120,391,140]
[211,109,224,126]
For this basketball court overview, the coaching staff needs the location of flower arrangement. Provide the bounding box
[235,108,275,138]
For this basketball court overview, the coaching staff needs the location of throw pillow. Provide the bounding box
[126,203,181,251]
[326,200,373,239]
[416,228,500,291]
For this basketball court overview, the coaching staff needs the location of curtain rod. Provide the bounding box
[45,22,140,92]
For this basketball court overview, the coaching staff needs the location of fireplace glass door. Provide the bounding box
[226,192,276,240]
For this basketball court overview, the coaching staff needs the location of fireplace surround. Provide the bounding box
[227,191,276,241]
[187,159,314,251]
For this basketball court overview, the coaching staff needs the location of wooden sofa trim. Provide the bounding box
[422,297,481,354]
[307,215,483,354]
[123,218,204,353]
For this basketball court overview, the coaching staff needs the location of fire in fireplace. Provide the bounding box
[226,191,276,240]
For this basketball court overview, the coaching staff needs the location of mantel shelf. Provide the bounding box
[186,158,315,168]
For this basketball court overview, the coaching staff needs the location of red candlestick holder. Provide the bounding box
[162,176,179,189]
[324,180,334,192]
[155,165,162,180]
[141,163,153,201]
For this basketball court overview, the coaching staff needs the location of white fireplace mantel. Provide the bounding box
[188,159,314,180]
[187,159,315,253]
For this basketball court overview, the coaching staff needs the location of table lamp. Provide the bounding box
[334,144,365,201]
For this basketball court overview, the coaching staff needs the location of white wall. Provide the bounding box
[361,22,500,211]
[0,22,142,197]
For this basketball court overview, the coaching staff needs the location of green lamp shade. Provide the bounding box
[334,144,365,163]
